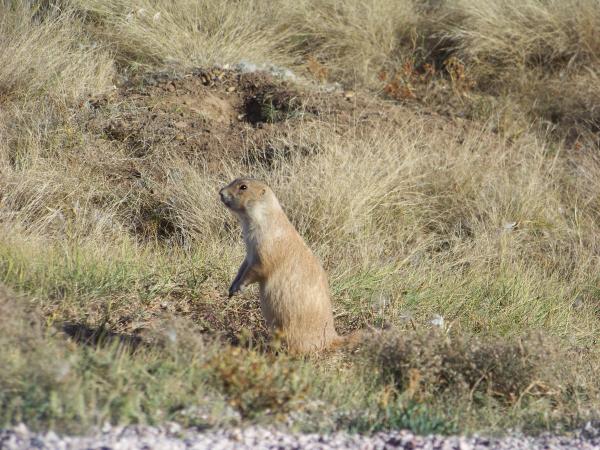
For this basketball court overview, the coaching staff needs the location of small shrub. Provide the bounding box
[365,330,551,405]
[206,347,309,419]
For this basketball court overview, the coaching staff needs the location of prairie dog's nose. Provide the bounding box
[219,188,229,202]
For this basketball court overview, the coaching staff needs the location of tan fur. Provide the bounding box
[219,178,339,354]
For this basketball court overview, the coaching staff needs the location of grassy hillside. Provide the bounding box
[1,0,599,435]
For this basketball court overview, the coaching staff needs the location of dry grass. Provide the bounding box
[1,0,600,436]
[71,0,297,71]
[443,0,600,137]
[283,0,419,86]
[0,3,113,101]
[446,0,600,78]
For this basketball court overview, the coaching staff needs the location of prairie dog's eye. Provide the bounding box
[239,184,248,191]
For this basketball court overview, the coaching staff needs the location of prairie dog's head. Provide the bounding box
[219,178,275,215]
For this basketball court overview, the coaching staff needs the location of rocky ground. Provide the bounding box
[2,423,600,450]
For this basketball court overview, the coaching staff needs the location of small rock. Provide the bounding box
[45,430,59,442]
[14,423,28,437]
[430,314,445,328]
[458,437,471,450]
[166,422,182,435]
[229,428,242,441]
[29,436,45,448]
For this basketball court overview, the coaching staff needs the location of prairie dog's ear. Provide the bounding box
[260,187,266,196]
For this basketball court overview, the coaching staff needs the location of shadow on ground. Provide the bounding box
[61,322,144,350]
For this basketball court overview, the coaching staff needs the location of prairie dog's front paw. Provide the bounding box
[228,283,244,298]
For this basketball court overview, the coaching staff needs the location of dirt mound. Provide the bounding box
[86,69,310,164]
[82,67,418,170]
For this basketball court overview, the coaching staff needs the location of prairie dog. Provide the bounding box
[219,178,339,354]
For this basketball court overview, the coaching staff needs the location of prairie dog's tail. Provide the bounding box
[328,326,382,353]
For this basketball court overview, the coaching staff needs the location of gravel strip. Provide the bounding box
[2,423,600,450]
